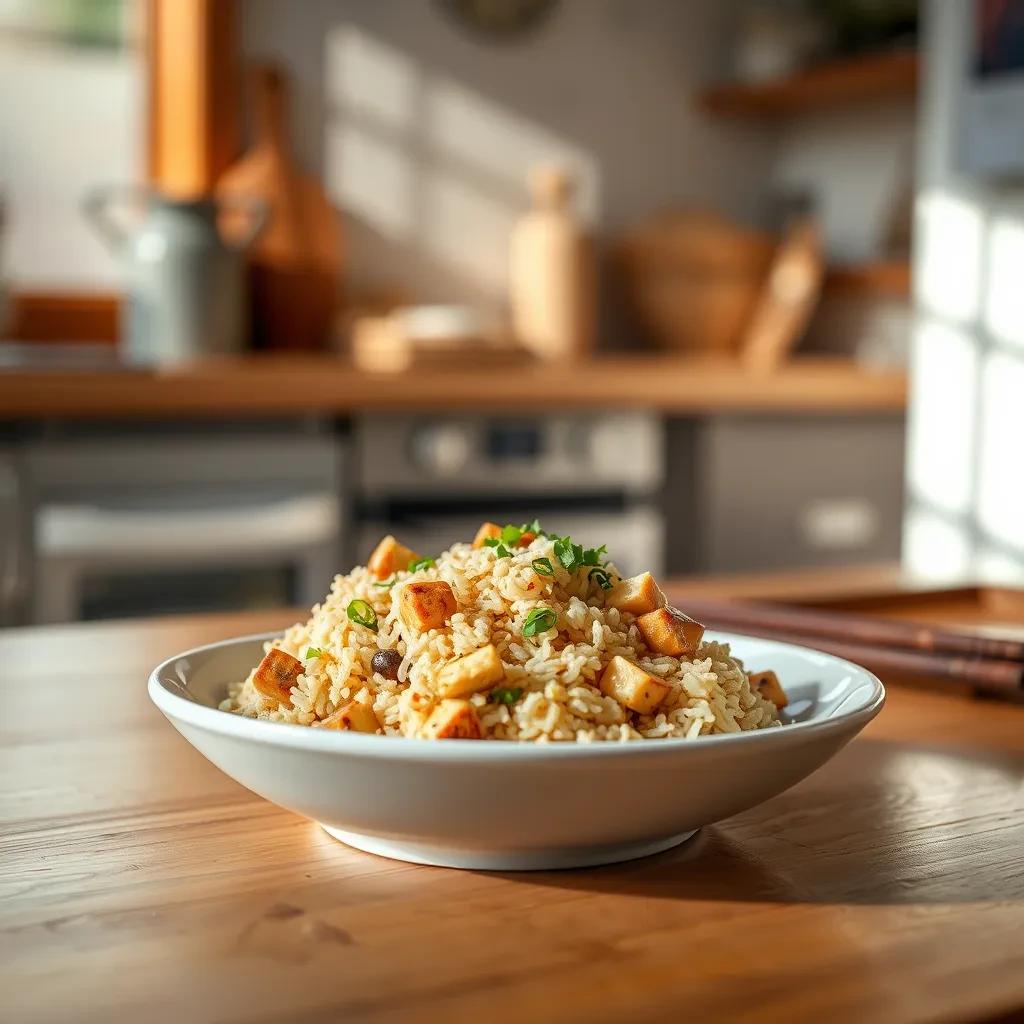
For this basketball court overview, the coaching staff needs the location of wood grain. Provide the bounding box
[2,606,1023,1023]
[0,354,906,419]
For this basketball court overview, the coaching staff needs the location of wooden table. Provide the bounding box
[3,609,1023,1024]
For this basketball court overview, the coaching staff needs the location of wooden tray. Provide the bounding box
[803,586,1024,642]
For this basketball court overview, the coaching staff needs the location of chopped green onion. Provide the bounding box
[589,567,613,590]
[373,576,397,589]
[482,537,501,548]
[523,607,557,637]
[346,598,378,632]
[408,556,436,572]
[495,544,511,558]
[491,686,523,706]
[531,557,555,577]
[522,518,543,536]
[305,646,323,659]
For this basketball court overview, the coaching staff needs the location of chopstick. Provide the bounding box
[671,596,1024,695]
[675,596,1024,663]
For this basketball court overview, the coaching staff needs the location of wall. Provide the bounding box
[905,0,1024,580]
[0,36,142,288]
[772,101,916,264]
[240,0,776,326]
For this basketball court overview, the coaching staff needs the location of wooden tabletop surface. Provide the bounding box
[3,608,1022,1024]
[0,353,906,419]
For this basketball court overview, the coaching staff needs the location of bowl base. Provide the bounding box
[319,824,699,871]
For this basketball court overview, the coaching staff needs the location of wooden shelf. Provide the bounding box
[699,49,919,118]
[0,355,907,419]
[823,260,911,299]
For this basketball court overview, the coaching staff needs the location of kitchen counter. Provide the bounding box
[2,600,1022,1023]
[1,353,906,418]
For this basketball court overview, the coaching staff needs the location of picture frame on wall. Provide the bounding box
[960,0,1024,178]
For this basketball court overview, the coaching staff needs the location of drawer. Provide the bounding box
[697,416,905,573]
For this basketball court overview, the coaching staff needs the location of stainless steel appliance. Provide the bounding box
[21,423,346,624]
[352,413,664,575]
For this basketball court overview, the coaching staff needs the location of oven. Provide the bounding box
[22,422,347,624]
[352,413,664,576]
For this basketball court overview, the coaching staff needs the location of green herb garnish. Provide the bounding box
[523,607,557,637]
[501,524,524,545]
[553,536,584,572]
[582,544,607,567]
[491,686,524,706]
[408,556,436,572]
[484,537,512,558]
[346,598,378,632]
[305,646,323,659]
[373,576,397,589]
[588,567,613,590]
[531,557,555,576]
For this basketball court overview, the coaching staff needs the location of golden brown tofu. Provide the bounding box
[397,580,457,632]
[367,535,421,580]
[252,648,303,705]
[437,643,505,699]
[750,669,788,709]
[472,522,502,548]
[317,698,380,733]
[606,572,666,616]
[599,656,670,714]
[636,607,705,658]
[421,699,484,739]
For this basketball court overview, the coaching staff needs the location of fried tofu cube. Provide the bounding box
[599,656,670,714]
[421,698,484,739]
[252,648,303,705]
[317,698,380,733]
[437,643,505,699]
[607,572,666,616]
[473,522,502,548]
[367,535,421,580]
[398,580,457,632]
[636,607,705,658]
[750,670,788,709]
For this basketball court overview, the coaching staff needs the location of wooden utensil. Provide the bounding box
[217,63,341,350]
[739,215,824,371]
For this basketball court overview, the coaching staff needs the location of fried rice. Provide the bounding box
[222,530,782,741]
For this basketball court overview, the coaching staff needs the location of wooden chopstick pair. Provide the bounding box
[674,596,1024,696]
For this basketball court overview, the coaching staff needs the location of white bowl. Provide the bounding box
[149,631,884,871]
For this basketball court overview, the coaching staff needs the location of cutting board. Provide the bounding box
[217,64,341,350]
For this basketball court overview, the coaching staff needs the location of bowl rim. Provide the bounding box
[148,629,885,762]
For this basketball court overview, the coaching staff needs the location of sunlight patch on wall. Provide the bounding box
[983,216,1024,351]
[902,507,972,579]
[916,190,983,324]
[906,319,978,516]
[324,123,415,240]
[976,349,1024,554]
[425,77,601,225]
[420,172,513,292]
[325,26,417,131]
[322,25,601,304]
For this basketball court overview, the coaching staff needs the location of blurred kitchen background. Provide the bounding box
[0,0,1020,626]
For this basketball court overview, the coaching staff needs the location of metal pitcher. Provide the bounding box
[84,187,267,365]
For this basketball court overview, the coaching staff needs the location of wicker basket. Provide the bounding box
[619,210,776,354]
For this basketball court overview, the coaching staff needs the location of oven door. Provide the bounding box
[32,491,340,622]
